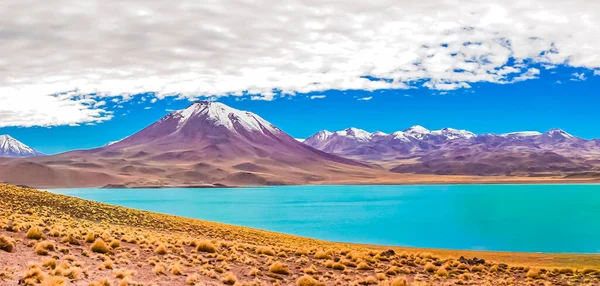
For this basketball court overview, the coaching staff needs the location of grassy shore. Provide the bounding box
[1,184,599,285]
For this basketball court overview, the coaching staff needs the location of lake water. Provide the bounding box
[49,184,600,253]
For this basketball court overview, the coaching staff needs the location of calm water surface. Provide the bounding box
[49,184,600,253]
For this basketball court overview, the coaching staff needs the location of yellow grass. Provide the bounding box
[1,184,600,286]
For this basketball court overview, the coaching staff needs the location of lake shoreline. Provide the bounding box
[94,176,600,189]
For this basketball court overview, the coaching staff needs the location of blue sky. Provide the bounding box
[1,65,599,155]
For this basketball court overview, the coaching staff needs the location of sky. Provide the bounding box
[1,1,600,154]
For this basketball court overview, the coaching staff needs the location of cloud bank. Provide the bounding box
[1,0,600,126]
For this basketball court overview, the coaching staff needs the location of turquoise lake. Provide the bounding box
[49,184,600,253]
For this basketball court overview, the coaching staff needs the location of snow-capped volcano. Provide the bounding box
[104,101,365,168]
[174,101,280,134]
[0,135,43,158]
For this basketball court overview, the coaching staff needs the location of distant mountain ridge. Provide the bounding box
[0,101,379,188]
[0,135,43,158]
[304,126,600,175]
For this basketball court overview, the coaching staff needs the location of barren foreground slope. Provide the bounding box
[1,184,600,285]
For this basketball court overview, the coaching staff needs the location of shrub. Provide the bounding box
[314,250,331,260]
[63,267,81,280]
[42,258,57,269]
[527,268,541,279]
[297,275,325,286]
[304,265,317,275]
[170,263,183,275]
[85,232,95,243]
[91,239,110,254]
[436,266,449,277]
[196,241,217,253]
[295,248,310,256]
[332,262,346,271]
[270,261,290,275]
[88,278,111,286]
[257,246,275,256]
[457,263,470,270]
[424,262,437,272]
[221,272,237,285]
[155,244,167,255]
[153,264,166,275]
[390,277,408,286]
[26,227,43,240]
[35,240,56,255]
[0,236,15,252]
[471,265,484,272]
[186,273,201,285]
[41,276,65,286]
[109,240,120,249]
[62,235,80,246]
[357,261,372,270]
[560,267,574,275]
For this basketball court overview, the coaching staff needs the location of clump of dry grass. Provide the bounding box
[389,277,408,286]
[471,265,484,272]
[42,258,57,269]
[332,262,346,271]
[257,246,275,256]
[186,273,202,285]
[26,226,43,240]
[314,250,331,260]
[41,276,66,286]
[196,240,217,253]
[527,268,541,279]
[424,262,437,272]
[357,261,371,270]
[155,244,167,255]
[270,261,290,275]
[85,231,96,243]
[88,278,111,286]
[436,266,449,277]
[295,248,310,256]
[152,264,166,275]
[0,235,15,252]
[221,272,237,285]
[91,238,111,254]
[297,275,325,286]
[35,240,56,255]
[170,263,184,275]
[109,240,120,249]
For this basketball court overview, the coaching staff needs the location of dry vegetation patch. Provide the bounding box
[1,184,599,285]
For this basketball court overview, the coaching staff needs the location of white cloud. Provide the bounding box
[2,0,600,126]
[0,92,113,128]
[594,70,600,76]
[310,95,326,99]
[570,72,587,81]
[357,96,373,101]
[511,68,541,83]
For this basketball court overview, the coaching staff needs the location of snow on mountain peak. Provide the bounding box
[432,128,476,139]
[0,135,43,158]
[403,125,431,139]
[335,128,372,141]
[545,128,574,139]
[391,131,411,142]
[174,101,279,134]
[371,131,388,137]
[501,131,542,138]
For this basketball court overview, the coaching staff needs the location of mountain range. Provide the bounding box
[1,102,599,188]
[0,102,395,188]
[303,127,600,176]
